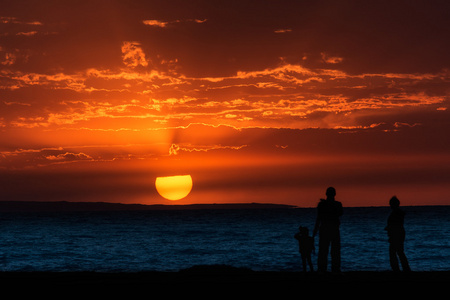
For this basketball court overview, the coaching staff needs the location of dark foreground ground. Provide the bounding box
[1,266,449,296]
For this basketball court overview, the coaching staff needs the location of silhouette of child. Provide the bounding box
[294,226,315,272]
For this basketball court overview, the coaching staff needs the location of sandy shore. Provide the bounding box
[1,267,448,294]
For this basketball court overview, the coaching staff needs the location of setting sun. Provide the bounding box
[155,175,193,201]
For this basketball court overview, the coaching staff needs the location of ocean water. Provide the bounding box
[0,206,448,272]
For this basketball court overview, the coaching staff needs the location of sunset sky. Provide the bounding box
[1,0,449,207]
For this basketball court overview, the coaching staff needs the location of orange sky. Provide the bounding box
[1,0,449,206]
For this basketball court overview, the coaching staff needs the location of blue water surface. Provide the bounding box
[0,206,448,272]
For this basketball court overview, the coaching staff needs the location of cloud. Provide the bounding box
[0,16,42,26]
[0,147,93,169]
[0,16,50,39]
[274,29,292,33]
[321,53,344,64]
[143,19,207,28]
[168,143,247,156]
[1,59,448,131]
[16,31,38,36]
[1,2,449,134]
[142,20,168,28]
[1,52,16,65]
[0,69,87,92]
[121,42,149,68]
[45,152,92,161]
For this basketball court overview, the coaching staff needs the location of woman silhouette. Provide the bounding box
[385,196,411,272]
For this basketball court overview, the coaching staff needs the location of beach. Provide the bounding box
[1,267,449,293]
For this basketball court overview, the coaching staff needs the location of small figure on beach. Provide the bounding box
[313,187,343,273]
[385,196,411,272]
[294,226,315,272]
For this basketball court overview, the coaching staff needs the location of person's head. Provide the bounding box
[326,187,336,199]
[389,196,400,209]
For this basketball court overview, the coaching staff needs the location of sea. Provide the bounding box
[0,206,449,272]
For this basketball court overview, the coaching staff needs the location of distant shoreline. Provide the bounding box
[0,201,297,212]
[0,200,448,212]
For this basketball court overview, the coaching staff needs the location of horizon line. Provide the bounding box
[0,200,448,210]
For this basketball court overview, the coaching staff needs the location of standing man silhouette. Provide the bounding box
[385,196,411,272]
[313,187,343,273]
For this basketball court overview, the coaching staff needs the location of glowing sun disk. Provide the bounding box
[155,175,193,201]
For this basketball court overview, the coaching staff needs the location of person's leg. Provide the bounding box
[330,229,341,273]
[301,255,307,272]
[318,232,330,272]
[389,243,400,272]
[307,254,314,272]
[397,242,411,272]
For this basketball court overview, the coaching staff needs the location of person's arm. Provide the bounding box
[313,202,322,237]
[313,214,320,237]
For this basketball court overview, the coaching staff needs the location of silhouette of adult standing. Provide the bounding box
[313,187,343,273]
[385,196,411,272]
